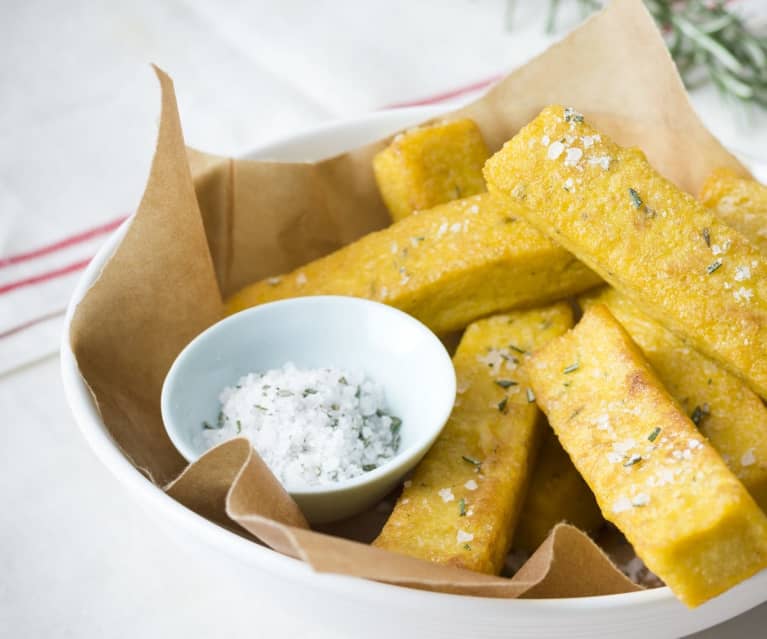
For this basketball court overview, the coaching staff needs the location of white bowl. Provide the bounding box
[160,295,455,524]
[61,105,767,638]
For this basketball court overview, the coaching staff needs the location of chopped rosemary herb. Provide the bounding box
[236,420,242,434]
[463,543,472,551]
[462,455,481,467]
[217,410,225,427]
[390,416,402,434]
[202,421,214,429]
[702,227,711,247]
[628,188,642,209]
[508,344,526,354]
[691,404,710,426]
[303,388,318,397]
[498,397,508,413]
[648,427,661,442]
[338,376,348,385]
[526,388,536,403]
[563,362,580,374]
[623,454,642,467]
[362,464,377,472]
[707,260,722,274]
[458,498,467,517]
[495,379,518,388]
[254,404,267,411]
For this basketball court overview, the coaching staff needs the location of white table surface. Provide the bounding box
[3,1,767,637]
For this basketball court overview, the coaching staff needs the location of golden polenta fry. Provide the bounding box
[581,287,767,511]
[373,119,489,222]
[529,305,767,607]
[485,105,767,399]
[374,304,573,574]
[513,426,603,553]
[700,168,767,254]
[226,193,601,334]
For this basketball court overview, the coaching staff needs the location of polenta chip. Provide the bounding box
[226,193,601,334]
[485,105,767,399]
[514,426,603,553]
[581,287,767,510]
[700,168,767,254]
[374,304,573,574]
[529,305,767,607]
[373,119,489,222]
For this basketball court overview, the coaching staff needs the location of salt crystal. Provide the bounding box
[564,147,583,167]
[456,530,474,544]
[390,242,398,254]
[632,493,650,507]
[437,222,448,237]
[295,273,307,286]
[742,448,756,467]
[438,488,455,503]
[450,223,462,233]
[588,155,611,170]
[606,452,624,464]
[734,265,751,281]
[547,140,565,160]
[464,479,478,491]
[612,496,632,513]
[734,287,754,302]
[541,134,550,146]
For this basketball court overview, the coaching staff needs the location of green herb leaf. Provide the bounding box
[236,420,242,434]
[463,543,472,551]
[362,464,377,472]
[508,344,526,354]
[458,498,467,517]
[628,188,643,209]
[623,454,642,467]
[498,397,508,413]
[303,388,318,397]
[495,379,518,388]
[691,404,710,426]
[648,427,661,442]
[202,421,214,430]
[563,362,580,374]
[462,455,481,467]
[707,260,723,274]
[702,227,711,247]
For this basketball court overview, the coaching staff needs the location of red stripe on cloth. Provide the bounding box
[0,215,127,270]
[386,74,503,108]
[0,308,66,340]
[0,257,92,296]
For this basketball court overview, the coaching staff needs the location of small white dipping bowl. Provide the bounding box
[160,295,456,524]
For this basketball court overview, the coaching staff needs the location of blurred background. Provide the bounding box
[2,1,767,637]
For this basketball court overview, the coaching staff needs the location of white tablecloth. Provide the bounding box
[3,1,767,636]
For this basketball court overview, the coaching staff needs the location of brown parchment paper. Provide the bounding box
[70,0,744,597]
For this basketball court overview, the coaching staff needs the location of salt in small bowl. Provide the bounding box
[160,295,456,524]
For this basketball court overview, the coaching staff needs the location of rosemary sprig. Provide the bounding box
[512,1,767,107]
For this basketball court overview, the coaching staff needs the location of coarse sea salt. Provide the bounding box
[197,363,401,487]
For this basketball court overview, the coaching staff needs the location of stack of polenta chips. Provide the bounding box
[226,112,767,607]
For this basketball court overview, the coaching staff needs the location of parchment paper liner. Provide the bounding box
[70,0,745,598]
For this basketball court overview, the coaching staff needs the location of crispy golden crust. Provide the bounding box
[225,192,601,334]
[581,287,767,511]
[373,119,489,222]
[484,105,767,399]
[513,425,602,553]
[529,305,767,607]
[700,168,767,254]
[373,304,573,574]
